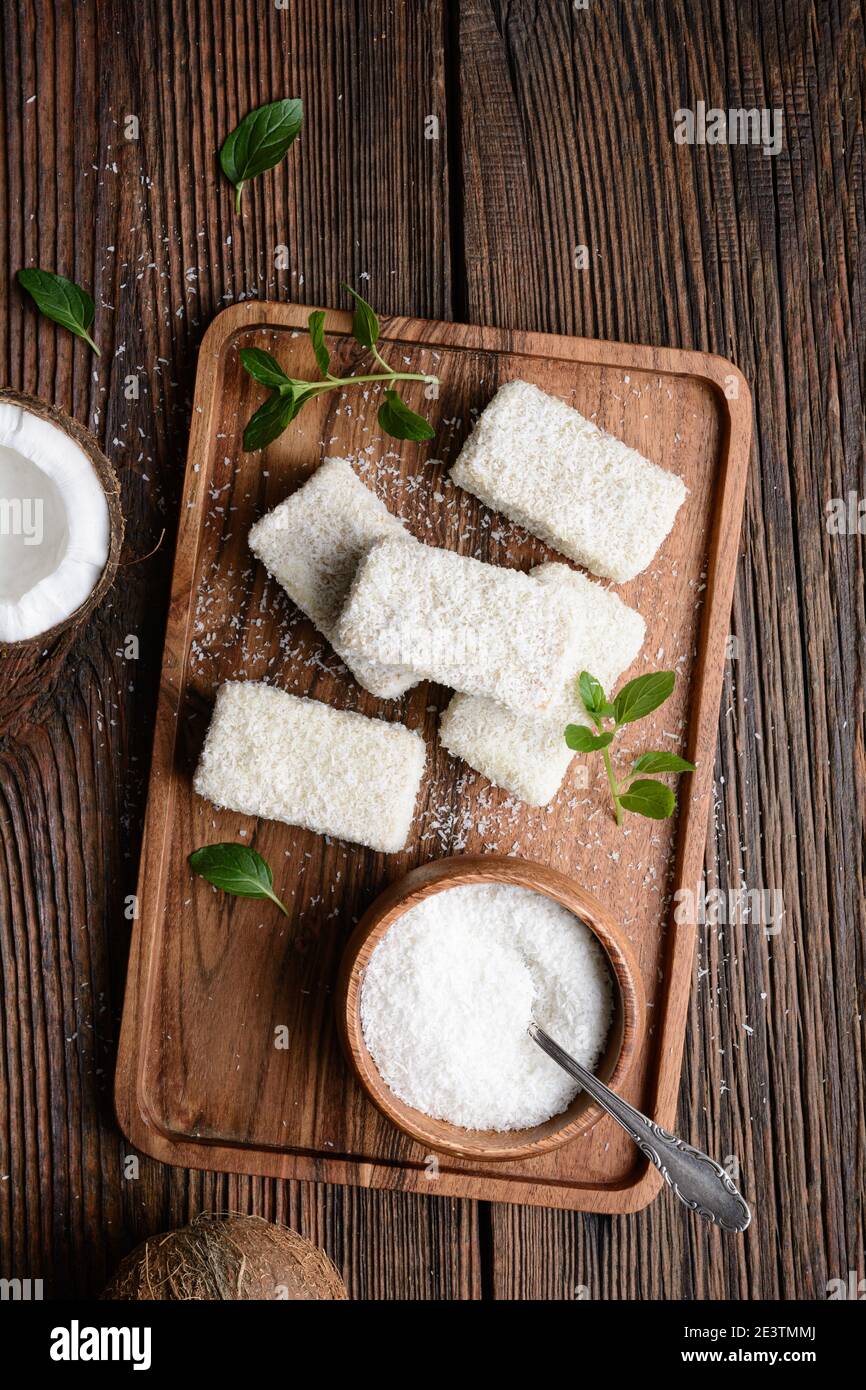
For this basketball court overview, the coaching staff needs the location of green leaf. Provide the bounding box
[239,346,291,390]
[578,671,607,715]
[220,98,303,211]
[243,390,300,451]
[631,751,696,775]
[308,310,331,375]
[565,724,614,753]
[342,282,379,349]
[188,842,289,915]
[377,388,434,441]
[613,671,676,726]
[618,779,676,820]
[17,268,100,355]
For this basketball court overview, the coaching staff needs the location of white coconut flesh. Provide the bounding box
[0,402,110,642]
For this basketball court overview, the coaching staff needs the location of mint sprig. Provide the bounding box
[565,670,695,827]
[239,284,438,451]
[188,842,289,916]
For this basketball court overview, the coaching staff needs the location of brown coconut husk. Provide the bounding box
[0,389,124,736]
[0,388,124,649]
[101,1214,348,1301]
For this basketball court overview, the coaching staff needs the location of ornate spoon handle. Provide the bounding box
[528,1022,751,1233]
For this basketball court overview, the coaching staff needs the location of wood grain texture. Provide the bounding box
[455,0,865,1299]
[0,0,863,1300]
[0,0,479,1301]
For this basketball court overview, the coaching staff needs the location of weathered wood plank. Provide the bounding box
[455,0,865,1299]
[0,0,479,1299]
[1,0,863,1301]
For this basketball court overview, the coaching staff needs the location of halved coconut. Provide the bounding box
[0,389,123,645]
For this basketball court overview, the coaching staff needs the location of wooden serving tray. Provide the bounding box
[115,302,751,1213]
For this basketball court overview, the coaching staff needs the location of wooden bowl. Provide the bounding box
[337,855,645,1163]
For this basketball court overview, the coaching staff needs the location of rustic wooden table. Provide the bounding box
[1,0,863,1301]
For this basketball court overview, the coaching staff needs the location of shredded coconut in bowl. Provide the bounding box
[360,883,614,1131]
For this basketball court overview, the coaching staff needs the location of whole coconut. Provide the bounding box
[102,1214,348,1301]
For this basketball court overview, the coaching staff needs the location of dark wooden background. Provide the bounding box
[1,0,863,1300]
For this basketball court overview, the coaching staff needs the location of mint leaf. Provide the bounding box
[578,670,608,716]
[565,724,614,752]
[613,671,675,725]
[342,282,379,349]
[239,346,291,390]
[631,751,696,775]
[220,98,303,211]
[308,310,331,375]
[618,779,676,820]
[243,390,300,451]
[377,388,434,441]
[17,268,100,355]
[189,843,289,915]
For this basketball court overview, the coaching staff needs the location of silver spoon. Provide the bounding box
[528,1022,752,1232]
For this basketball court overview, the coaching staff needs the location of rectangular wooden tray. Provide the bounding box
[115,302,751,1213]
